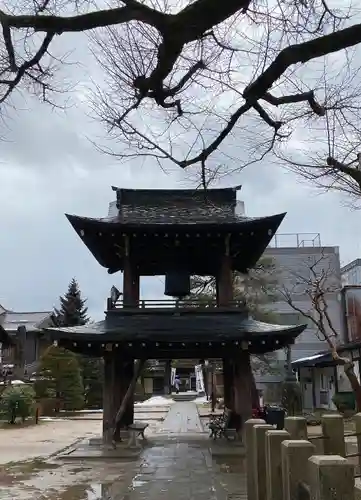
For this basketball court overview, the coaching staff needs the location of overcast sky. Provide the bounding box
[0,30,360,320]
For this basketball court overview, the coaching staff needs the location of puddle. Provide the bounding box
[86,483,107,499]
[130,475,147,489]
[213,457,246,474]
[40,483,108,499]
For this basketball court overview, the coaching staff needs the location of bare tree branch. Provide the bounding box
[279,248,361,410]
[0,0,360,192]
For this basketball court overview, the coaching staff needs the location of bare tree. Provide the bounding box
[279,249,361,411]
[1,1,361,186]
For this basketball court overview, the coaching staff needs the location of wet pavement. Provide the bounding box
[157,401,205,434]
[0,402,248,499]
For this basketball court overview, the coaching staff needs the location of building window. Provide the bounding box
[320,391,328,405]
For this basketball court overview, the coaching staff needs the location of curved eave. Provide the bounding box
[45,318,306,355]
[65,212,286,273]
[0,324,14,347]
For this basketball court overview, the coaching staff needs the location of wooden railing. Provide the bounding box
[107,297,246,311]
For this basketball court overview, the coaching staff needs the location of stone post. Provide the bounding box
[354,413,361,473]
[284,416,308,440]
[266,429,290,500]
[254,424,273,500]
[281,440,315,500]
[308,455,355,500]
[244,419,266,500]
[321,414,346,456]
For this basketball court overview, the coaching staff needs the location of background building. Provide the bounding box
[341,259,361,286]
[0,305,55,377]
[255,233,343,403]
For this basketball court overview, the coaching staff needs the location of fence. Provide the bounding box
[245,413,361,500]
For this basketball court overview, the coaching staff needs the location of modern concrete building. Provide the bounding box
[341,258,361,286]
[266,233,343,361]
[255,233,343,405]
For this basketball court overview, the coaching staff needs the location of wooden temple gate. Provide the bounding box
[47,186,306,441]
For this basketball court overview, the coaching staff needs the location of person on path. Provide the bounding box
[174,376,180,394]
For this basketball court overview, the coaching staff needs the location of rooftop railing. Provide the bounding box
[268,232,321,248]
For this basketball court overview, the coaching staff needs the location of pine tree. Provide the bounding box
[54,278,103,409]
[35,345,85,411]
[78,356,104,409]
[54,278,89,327]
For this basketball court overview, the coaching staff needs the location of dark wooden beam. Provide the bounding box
[56,339,289,359]
[216,234,233,306]
[222,357,234,409]
[123,235,140,306]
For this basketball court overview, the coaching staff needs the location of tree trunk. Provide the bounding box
[112,359,145,446]
[334,353,361,412]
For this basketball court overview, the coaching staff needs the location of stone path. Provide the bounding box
[119,402,248,500]
[158,401,204,433]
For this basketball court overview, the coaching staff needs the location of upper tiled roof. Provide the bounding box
[1,310,54,332]
[110,186,245,225]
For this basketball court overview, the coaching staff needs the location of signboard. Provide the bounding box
[170,367,176,387]
[195,364,205,394]
[345,287,361,342]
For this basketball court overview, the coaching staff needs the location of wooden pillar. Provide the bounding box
[102,349,135,442]
[233,348,256,430]
[164,360,172,395]
[216,235,233,306]
[222,357,234,409]
[119,359,134,428]
[123,235,139,307]
[103,348,117,441]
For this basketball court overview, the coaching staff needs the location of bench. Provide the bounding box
[208,407,237,440]
[117,422,149,448]
[128,422,149,440]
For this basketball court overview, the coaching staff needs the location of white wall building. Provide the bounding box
[341,258,361,286]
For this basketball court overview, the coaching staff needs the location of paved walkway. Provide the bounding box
[158,401,204,433]
[117,402,248,500]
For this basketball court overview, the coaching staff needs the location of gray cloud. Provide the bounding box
[0,27,360,320]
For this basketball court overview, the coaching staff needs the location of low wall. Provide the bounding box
[245,413,361,499]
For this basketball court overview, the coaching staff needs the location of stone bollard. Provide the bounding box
[254,424,273,500]
[245,419,266,500]
[281,440,315,500]
[308,455,355,499]
[354,413,361,473]
[321,414,346,457]
[284,416,308,440]
[266,429,290,500]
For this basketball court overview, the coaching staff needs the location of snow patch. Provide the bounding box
[193,395,208,404]
[135,396,175,407]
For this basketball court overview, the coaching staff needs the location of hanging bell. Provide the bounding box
[164,272,191,298]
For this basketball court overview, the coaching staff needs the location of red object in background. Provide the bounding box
[252,406,266,419]
[252,407,261,418]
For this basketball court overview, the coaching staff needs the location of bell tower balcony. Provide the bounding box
[106,296,247,315]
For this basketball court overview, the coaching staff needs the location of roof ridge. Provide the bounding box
[111,185,242,192]
[6,310,52,315]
